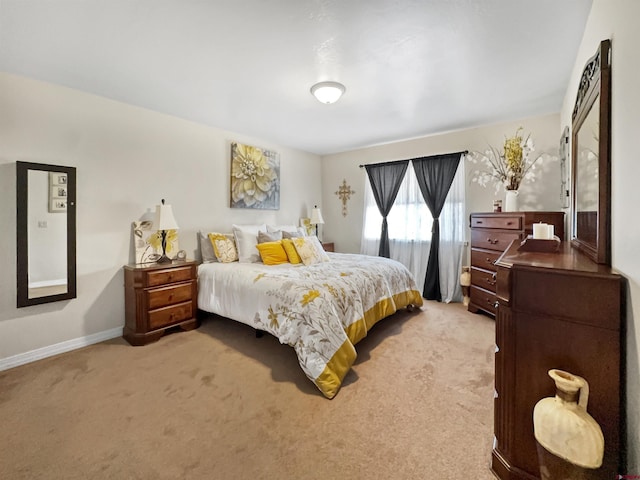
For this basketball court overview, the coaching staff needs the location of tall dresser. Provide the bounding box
[468,212,565,317]
[492,241,624,479]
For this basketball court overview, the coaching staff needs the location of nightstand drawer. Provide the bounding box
[148,301,193,329]
[147,282,194,309]
[471,229,520,252]
[471,215,521,230]
[146,266,194,287]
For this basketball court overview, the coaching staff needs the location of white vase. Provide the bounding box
[533,369,604,479]
[504,189,519,211]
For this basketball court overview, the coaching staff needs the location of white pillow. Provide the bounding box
[232,223,267,263]
[199,231,217,263]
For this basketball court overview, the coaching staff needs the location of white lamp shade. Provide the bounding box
[310,81,345,104]
[310,206,325,225]
[154,203,179,231]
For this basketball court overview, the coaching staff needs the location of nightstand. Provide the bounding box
[321,242,335,252]
[123,260,199,346]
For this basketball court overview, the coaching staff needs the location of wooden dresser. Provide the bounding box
[124,260,199,346]
[468,212,565,317]
[492,241,624,479]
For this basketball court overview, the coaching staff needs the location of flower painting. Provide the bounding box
[230,142,280,209]
[133,220,179,263]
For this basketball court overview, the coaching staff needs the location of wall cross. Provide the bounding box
[335,179,355,217]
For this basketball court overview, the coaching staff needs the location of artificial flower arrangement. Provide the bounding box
[468,127,544,193]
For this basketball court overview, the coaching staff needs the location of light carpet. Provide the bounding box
[0,301,496,479]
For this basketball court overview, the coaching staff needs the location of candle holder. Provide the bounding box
[518,235,561,253]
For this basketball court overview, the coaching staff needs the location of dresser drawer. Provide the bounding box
[470,285,497,315]
[147,282,194,309]
[471,267,497,292]
[471,215,522,230]
[471,229,521,252]
[146,266,194,287]
[471,248,502,271]
[148,301,194,329]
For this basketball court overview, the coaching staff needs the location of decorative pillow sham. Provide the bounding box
[281,238,302,264]
[292,236,330,266]
[208,233,238,263]
[255,241,289,266]
[232,224,266,263]
[282,230,304,239]
[199,231,217,263]
[267,224,307,238]
[257,230,283,243]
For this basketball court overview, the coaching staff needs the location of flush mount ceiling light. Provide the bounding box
[310,81,346,104]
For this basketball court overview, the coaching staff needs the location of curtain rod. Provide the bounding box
[358,150,469,168]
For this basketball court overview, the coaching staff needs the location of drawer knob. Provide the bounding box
[485,258,493,264]
[494,301,500,309]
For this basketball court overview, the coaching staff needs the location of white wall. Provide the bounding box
[321,113,563,255]
[0,73,322,361]
[559,0,640,470]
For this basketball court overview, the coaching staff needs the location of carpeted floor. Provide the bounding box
[0,301,496,480]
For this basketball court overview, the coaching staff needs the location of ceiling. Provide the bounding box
[0,0,593,156]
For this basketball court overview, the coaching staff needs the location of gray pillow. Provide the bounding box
[257,230,283,243]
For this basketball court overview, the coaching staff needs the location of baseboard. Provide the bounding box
[0,327,124,372]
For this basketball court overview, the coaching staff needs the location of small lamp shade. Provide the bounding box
[154,199,179,263]
[154,202,179,231]
[310,205,324,238]
[310,206,324,225]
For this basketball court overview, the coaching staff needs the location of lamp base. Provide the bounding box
[156,255,172,264]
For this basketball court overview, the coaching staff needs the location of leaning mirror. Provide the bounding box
[16,161,77,307]
[571,39,611,265]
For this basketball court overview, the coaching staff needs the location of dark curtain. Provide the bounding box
[412,153,462,300]
[364,160,409,257]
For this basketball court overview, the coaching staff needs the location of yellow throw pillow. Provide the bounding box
[208,233,238,263]
[281,238,302,264]
[255,241,289,265]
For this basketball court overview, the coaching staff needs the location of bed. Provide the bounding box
[197,252,423,398]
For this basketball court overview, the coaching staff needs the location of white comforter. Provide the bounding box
[198,252,423,398]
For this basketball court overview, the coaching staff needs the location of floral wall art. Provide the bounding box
[230,142,280,210]
[132,220,180,263]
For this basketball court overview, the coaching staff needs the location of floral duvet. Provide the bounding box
[197,252,423,398]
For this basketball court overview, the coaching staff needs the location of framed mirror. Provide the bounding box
[16,161,77,307]
[571,39,611,265]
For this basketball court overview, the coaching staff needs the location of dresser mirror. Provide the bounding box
[571,39,611,265]
[16,161,77,307]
